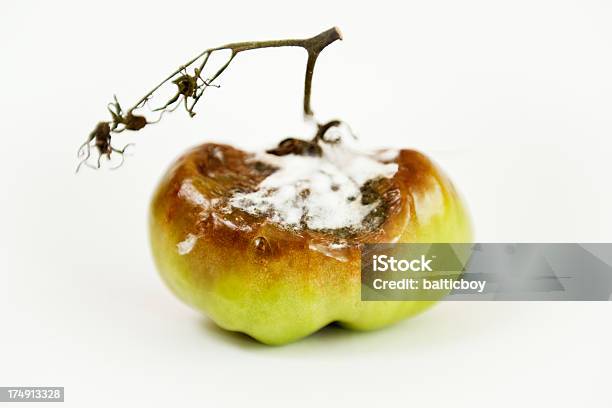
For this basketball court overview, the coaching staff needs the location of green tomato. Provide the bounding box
[149,143,472,345]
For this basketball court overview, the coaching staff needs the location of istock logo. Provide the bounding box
[372,255,434,272]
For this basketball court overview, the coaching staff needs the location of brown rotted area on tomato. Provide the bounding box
[151,143,441,262]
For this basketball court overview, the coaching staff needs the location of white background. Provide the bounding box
[1,0,611,406]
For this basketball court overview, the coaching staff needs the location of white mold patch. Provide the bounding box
[177,233,198,255]
[178,180,208,208]
[376,149,399,162]
[178,179,221,214]
[308,241,350,262]
[229,142,398,232]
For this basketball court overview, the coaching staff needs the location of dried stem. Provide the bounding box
[77,27,342,171]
